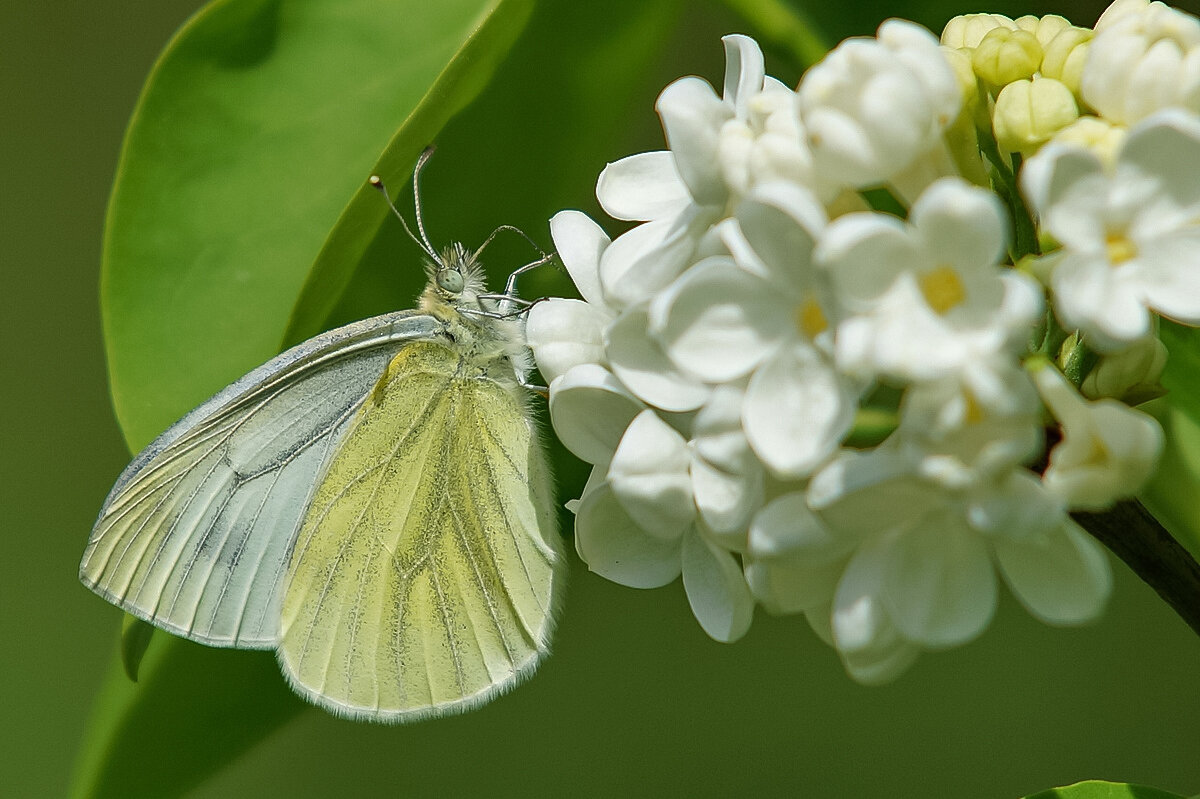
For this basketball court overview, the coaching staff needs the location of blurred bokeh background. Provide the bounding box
[5,0,1200,796]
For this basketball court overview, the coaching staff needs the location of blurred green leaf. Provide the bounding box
[102,0,525,453]
[119,616,154,683]
[71,632,302,799]
[1024,779,1186,799]
[1141,322,1200,557]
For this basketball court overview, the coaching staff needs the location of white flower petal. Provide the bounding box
[993,519,1113,624]
[548,365,643,464]
[651,256,789,383]
[526,298,608,383]
[1051,253,1154,350]
[608,410,696,539]
[809,448,942,537]
[908,178,1008,273]
[839,630,922,685]
[549,210,611,310]
[881,515,998,647]
[722,34,766,115]
[691,383,753,471]
[596,151,691,222]
[656,76,732,205]
[748,492,854,565]
[575,479,683,588]
[605,305,711,412]
[743,344,854,478]
[1020,143,1109,250]
[831,536,923,684]
[745,557,844,615]
[817,211,918,309]
[599,205,714,308]
[1121,109,1200,212]
[682,530,755,642]
[736,182,827,294]
[691,454,762,535]
[1133,229,1200,324]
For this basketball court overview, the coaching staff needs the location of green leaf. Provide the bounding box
[1141,322,1200,557]
[101,0,530,453]
[1024,779,1186,799]
[71,632,302,799]
[119,616,154,683]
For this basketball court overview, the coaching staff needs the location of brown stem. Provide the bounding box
[1073,500,1200,637]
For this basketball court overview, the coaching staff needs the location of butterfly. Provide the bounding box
[80,148,564,722]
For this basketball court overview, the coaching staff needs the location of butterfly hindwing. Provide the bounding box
[80,312,445,648]
[278,340,562,721]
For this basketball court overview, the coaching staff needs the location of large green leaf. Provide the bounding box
[101,0,532,452]
[1141,322,1200,556]
[1024,780,1186,799]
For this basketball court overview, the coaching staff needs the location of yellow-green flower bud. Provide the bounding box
[972,28,1043,88]
[1094,0,1151,31]
[941,46,983,121]
[942,13,1017,49]
[1015,14,1074,46]
[1041,26,1093,99]
[940,47,990,185]
[1049,115,1128,165]
[1081,334,1167,404]
[993,76,1080,154]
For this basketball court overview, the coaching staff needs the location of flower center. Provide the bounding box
[795,296,828,339]
[918,265,966,315]
[1105,232,1138,265]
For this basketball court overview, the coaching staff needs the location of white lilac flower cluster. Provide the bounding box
[526,0,1200,683]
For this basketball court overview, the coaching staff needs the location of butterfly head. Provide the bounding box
[427,242,487,307]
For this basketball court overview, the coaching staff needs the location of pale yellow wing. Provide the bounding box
[278,341,562,722]
[79,312,443,647]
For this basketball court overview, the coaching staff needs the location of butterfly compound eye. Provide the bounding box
[437,268,465,294]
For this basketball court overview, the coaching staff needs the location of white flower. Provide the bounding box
[651,182,858,477]
[1020,110,1200,351]
[572,410,757,643]
[595,35,813,308]
[1082,0,1200,125]
[743,492,852,616]
[1034,363,1164,510]
[818,177,1043,382]
[797,19,962,201]
[794,354,1111,682]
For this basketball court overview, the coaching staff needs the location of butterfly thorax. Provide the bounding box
[417,243,531,388]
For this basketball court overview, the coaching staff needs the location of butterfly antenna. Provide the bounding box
[473,224,549,264]
[369,164,439,263]
[411,146,440,260]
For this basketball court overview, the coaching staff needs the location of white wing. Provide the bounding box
[80,312,445,648]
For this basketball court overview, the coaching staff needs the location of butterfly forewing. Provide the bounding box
[80,312,444,648]
[278,340,561,721]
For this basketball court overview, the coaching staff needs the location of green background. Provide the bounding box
[5,0,1200,796]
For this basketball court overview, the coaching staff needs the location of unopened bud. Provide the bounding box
[942,13,1018,49]
[1041,26,1093,99]
[973,28,1044,88]
[993,76,1080,154]
[1015,14,1075,46]
[1081,334,1168,404]
[1049,115,1127,165]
